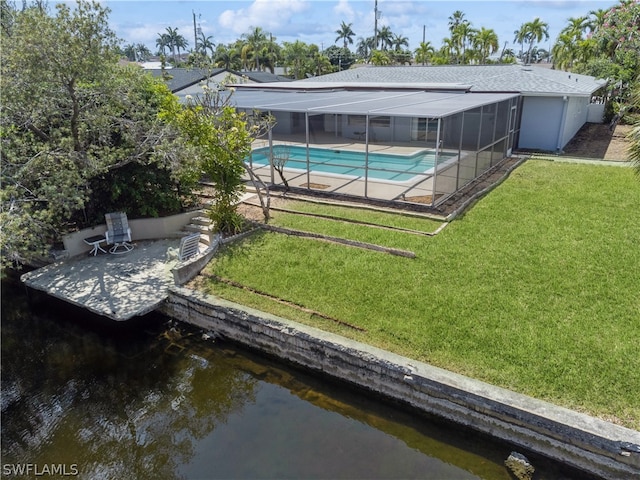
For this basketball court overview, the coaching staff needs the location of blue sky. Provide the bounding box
[101,0,617,54]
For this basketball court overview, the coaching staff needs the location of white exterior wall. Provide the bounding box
[560,96,590,150]
[518,95,590,152]
[518,96,564,151]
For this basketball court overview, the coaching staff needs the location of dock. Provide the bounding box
[21,239,182,321]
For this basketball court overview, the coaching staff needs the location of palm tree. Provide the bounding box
[163,27,188,64]
[588,8,608,34]
[370,49,391,66]
[391,33,409,52]
[123,43,137,61]
[214,44,240,70]
[356,36,376,61]
[242,26,268,70]
[438,37,456,64]
[513,25,527,62]
[197,32,215,58]
[376,26,393,50]
[448,10,466,32]
[282,40,309,79]
[156,32,170,56]
[562,16,589,42]
[135,43,151,62]
[522,18,549,65]
[414,41,435,65]
[335,21,355,49]
[455,22,476,64]
[475,27,499,64]
[174,34,188,63]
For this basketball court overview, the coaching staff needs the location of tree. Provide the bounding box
[573,0,640,120]
[282,40,312,79]
[123,43,137,61]
[164,26,180,63]
[447,10,468,63]
[520,17,549,65]
[355,36,375,62]
[171,85,274,231]
[197,32,215,58]
[1,1,198,267]
[156,32,170,56]
[324,45,355,71]
[242,26,268,70]
[513,25,527,62]
[214,43,240,70]
[414,41,435,66]
[335,21,355,49]
[475,27,498,64]
[391,33,409,52]
[271,145,291,191]
[376,25,393,50]
[174,32,189,62]
[370,49,390,66]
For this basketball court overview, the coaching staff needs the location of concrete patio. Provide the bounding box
[21,239,181,321]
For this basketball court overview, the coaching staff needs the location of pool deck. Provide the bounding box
[250,137,463,201]
[21,239,181,321]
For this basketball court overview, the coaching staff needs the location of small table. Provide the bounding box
[84,235,107,256]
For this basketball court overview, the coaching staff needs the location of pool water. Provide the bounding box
[250,145,455,182]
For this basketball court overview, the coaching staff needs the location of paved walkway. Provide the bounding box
[21,239,181,321]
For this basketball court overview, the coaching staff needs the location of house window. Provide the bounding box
[348,115,366,126]
[370,116,391,127]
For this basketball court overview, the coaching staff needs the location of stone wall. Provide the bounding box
[161,287,640,480]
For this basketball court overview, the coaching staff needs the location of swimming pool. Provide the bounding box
[249,145,456,182]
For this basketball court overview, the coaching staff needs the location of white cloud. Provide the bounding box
[218,0,310,35]
[333,0,354,20]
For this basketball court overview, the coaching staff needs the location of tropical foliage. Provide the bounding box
[1,1,196,267]
[168,84,274,233]
[545,0,640,122]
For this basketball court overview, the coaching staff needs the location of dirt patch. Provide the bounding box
[561,123,631,161]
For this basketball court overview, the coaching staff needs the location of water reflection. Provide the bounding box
[1,278,590,479]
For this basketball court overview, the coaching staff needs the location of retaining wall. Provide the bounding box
[62,211,199,257]
[161,287,640,480]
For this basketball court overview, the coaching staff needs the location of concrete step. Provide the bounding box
[190,216,212,226]
[184,223,212,235]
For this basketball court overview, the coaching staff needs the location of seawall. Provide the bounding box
[160,286,640,480]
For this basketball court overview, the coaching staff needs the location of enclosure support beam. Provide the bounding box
[364,115,370,198]
[305,112,310,188]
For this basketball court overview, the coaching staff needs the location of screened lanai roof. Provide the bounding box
[230,87,519,118]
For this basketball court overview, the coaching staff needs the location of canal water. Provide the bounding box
[2,277,594,479]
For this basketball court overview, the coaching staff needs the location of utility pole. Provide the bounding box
[193,10,198,52]
[374,0,379,49]
[422,25,425,45]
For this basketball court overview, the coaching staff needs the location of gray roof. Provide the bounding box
[299,65,607,96]
[239,71,292,83]
[148,68,224,92]
[231,88,519,118]
[148,68,291,93]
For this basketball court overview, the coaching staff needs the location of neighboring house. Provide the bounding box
[294,64,608,152]
[148,68,292,102]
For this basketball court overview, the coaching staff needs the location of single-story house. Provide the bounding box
[294,64,608,153]
[217,65,607,207]
[148,68,292,102]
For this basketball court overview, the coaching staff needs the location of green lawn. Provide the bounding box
[201,160,640,429]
